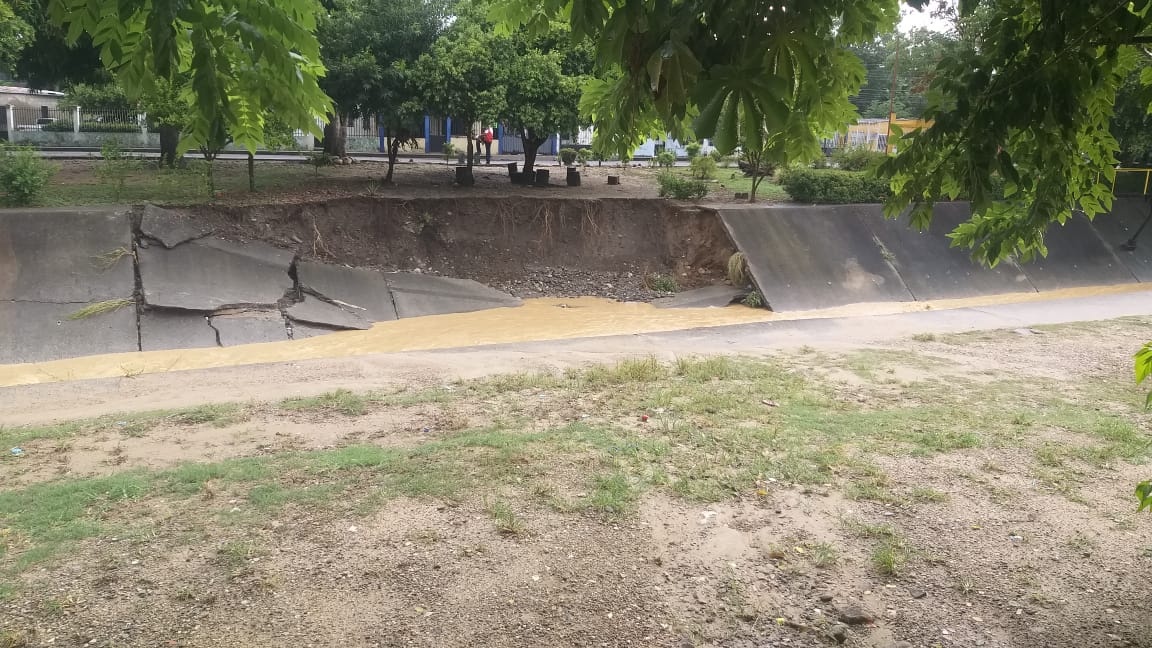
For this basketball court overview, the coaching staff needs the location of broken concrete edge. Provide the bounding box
[136,204,216,249]
[699,206,773,311]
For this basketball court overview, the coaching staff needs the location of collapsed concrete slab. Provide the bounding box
[139,309,219,351]
[140,204,213,248]
[209,310,289,346]
[296,261,397,322]
[384,272,522,318]
[286,295,370,330]
[0,300,138,364]
[0,207,134,302]
[652,285,747,309]
[138,238,295,311]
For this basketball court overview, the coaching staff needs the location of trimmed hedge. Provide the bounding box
[41,121,140,133]
[779,168,891,204]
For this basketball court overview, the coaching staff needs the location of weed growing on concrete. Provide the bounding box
[66,298,134,320]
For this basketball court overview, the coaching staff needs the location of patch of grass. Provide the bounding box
[486,499,526,536]
[674,355,737,381]
[909,487,949,503]
[841,517,899,540]
[741,290,764,308]
[727,252,749,286]
[648,274,680,293]
[280,389,370,416]
[66,298,134,321]
[911,333,937,342]
[0,630,30,648]
[0,404,250,448]
[215,540,262,570]
[810,542,839,568]
[871,538,909,576]
[580,356,668,386]
[589,472,642,515]
[169,403,247,426]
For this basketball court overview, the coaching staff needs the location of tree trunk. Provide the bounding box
[323,113,346,157]
[466,134,474,170]
[158,125,180,168]
[385,137,400,184]
[247,152,255,192]
[522,132,545,183]
[750,174,762,202]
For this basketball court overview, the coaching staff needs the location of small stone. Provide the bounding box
[830,624,849,644]
[909,588,927,599]
[819,593,834,602]
[893,642,914,648]
[836,606,874,625]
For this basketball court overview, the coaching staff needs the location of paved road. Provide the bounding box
[2,289,1148,424]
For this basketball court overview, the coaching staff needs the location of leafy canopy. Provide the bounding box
[48,0,333,152]
[493,0,903,159]
[318,0,447,134]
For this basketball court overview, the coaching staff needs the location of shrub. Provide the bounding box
[657,172,709,200]
[655,150,676,167]
[0,144,56,206]
[684,142,702,159]
[709,149,723,163]
[649,274,679,292]
[96,139,139,201]
[831,146,887,171]
[779,168,891,204]
[577,148,593,167]
[559,148,578,165]
[442,141,456,165]
[689,155,717,180]
[306,151,334,173]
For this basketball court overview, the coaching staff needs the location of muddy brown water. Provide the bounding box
[3,285,1149,388]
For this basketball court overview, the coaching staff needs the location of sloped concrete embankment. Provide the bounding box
[0,206,520,364]
[717,200,1150,311]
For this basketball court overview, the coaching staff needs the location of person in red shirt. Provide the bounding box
[479,126,494,165]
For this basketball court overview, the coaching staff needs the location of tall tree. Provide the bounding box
[411,21,507,183]
[500,34,586,178]
[317,0,447,178]
[48,0,332,152]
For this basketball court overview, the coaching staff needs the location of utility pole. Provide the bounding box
[886,32,900,154]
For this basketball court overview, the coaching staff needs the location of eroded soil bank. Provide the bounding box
[179,196,737,301]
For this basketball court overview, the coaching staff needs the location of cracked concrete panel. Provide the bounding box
[210,310,289,346]
[289,322,345,340]
[0,207,134,303]
[286,295,370,330]
[138,238,295,311]
[139,204,214,248]
[0,300,138,364]
[384,272,522,319]
[139,309,219,351]
[652,285,748,309]
[296,261,397,322]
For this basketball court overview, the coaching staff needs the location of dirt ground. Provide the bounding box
[2,316,1150,648]
[171,194,737,302]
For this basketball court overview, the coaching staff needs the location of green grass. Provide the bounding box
[809,542,839,568]
[280,389,371,416]
[0,403,249,447]
[872,538,909,576]
[41,160,355,207]
[486,499,526,536]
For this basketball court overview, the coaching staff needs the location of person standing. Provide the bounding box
[480,126,494,165]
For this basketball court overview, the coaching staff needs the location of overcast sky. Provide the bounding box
[899,4,952,32]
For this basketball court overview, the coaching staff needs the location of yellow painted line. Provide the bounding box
[1,285,1150,389]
